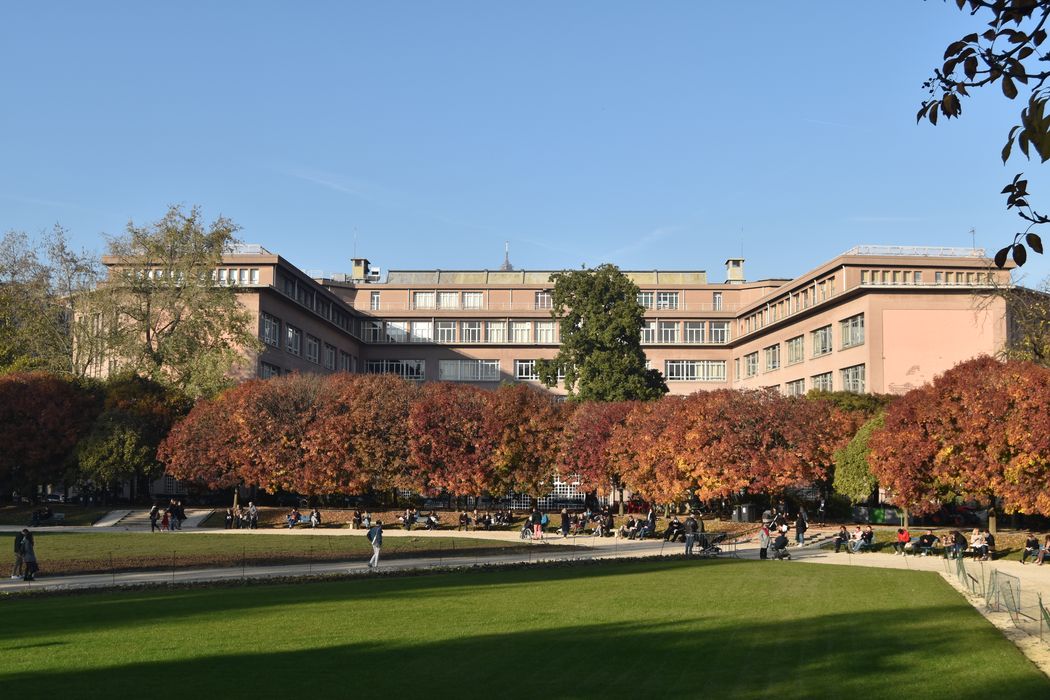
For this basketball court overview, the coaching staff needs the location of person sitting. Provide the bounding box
[982,530,995,561]
[851,526,874,553]
[831,526,850,553]
[916,530,940,556]
[618,516,636,539]
[662,516,683,542]
[1022,533,1041,564]
[309,508,321,528]
[352,510,363,530]
[772,532,791,560]
[970,528,987,559]
[286,508,302,528]
[893,527,911,555]
[425,512,439,530]
[1037,535,1050,565]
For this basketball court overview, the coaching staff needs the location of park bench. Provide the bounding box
[33,512,65,526]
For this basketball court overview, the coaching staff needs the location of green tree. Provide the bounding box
[100,205,262,398]
[832,413,885,504]
[536,264,667,401]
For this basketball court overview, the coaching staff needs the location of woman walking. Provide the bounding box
[20,529,37,581]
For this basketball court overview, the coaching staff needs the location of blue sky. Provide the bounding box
[3,1,1049,284]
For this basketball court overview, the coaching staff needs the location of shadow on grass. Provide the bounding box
[2,604,1047,699]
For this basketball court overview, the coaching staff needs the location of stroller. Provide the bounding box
[770,540,792,560]
[697,532,727,557]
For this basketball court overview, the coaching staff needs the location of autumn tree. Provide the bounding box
[99,205,262,398]
[158,389,244,491]
[920,0,1049,267]
[1001,280,1050,366]
[536,264,667,401]
[558,400,634,506]
[0,372,100,495]
[485,383,564,497]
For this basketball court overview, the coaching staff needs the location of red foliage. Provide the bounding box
[484,383,563,497]
[558,400,634,494]
[158,389,243,489]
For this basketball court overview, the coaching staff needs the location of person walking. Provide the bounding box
[684,513,699,556]
[794,513,808,547]
[248,501,258,529]
[11,530,24,579]
[20,529,37,581]
[759,523,771,560]
[530,507,543,540]
[149,504,160,533]
[366,520,384,569]
[560,508,570,538]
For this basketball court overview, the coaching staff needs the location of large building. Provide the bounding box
[112,244,1010,396]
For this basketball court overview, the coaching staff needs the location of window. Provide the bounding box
[323,343,336,370]
[239,269,248,285]
[460,321,482,343]
[413,291,435,309]
[637,291,654,308]
[840,314,864,348]
[640,321,657,344]
[338,351,353,372]
[665,360,726,382]
[438,359,500,381]
[684,322,705,344]
[535,291,552,309]
[709,321,729,344]
[436,321,456,343]
[385,322,408,343]
[861,270,869,285]
[365,359,425,380]
[914,271,923,285]
[462,292,484,309]
[734,358,740,380]
[286,325,302,356]
[841,364,866,393]
[486,321,506,343]
[370,291,381,310]
[764,344,780,371]
[259,362,281,379]
[712,292,722,311]
[411,321,433,343]
[811,325,833,357]
[811,372,833,392]
[744,352,758,377]
[437,291,458,309]
[511,321,532,343]
[260,312,281,347]
[250,269,259,285]
[786,379,806,397]
[935,271,944,284]
[656,291,679,310]
[515,359,538,380]
[535,321,555,344]
[783,336,804,365]
[658,321,679,344]
[305,334,320,364]
[218,269,227,285]
[362,321,383,343]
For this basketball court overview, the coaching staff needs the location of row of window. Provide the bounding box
[374,289,729,312]
[860,269,995,287]
[259,311,356,370]
[740,275,838,336]
[641,320,731,345]
[216,268,260,286]
[781,365,865,395]
[738,314,865,377]
[362,319,559,344]
[279,272,356,336]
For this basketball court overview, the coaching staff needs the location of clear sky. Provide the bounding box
[3,1,1049,285]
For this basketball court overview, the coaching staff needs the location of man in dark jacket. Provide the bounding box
[772,532,791,560]
[683,515,699,556]
[11,531,24,579]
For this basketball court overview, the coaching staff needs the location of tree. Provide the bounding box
[610,396,693,504]
[100,205,262,398]
[558,400,634,498]
[1001,279,1050,366]
[0,227,104,376]
[485,383,564,497]
[158,389,244,491]
[536,264,667,401]
[833,413,885,503]
[920,0,1050,267]
[0,372,100,494]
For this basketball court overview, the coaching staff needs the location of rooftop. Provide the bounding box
[841,245,986,258]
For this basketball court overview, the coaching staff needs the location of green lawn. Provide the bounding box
[1,559,1046,698]
[0,505,110,526]
[0,531,548,575]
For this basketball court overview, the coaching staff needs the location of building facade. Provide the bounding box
[115,244,1009,396]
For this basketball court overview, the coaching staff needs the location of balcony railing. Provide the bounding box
[358,301,742,313]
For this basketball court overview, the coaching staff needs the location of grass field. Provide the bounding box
[1,559,1047,698]
[0,531,550,575]
[0,505,110,526]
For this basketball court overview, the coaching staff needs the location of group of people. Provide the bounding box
[458,509,514,531]
[221,502,260,529]
[561,508,615,537]
[149,500,189,532]
[1022,534,1050,564]
[10,529,38,581]
[758,507,808,560]
[832,525,876,554]
[398,508,440,531]
[285,507,322,528]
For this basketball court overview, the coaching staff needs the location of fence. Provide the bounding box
[943,555,1047,642]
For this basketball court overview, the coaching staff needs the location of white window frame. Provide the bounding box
[840,314,864,349]
[637,291,654,309]
[438,359,500,381]
[437,291,459,309]
[370,291,381,310]
[436,321,456,343]
[286,325,302,356]
[413,291,435,309]
[460,321,482,343]
[764,344,780,371]
[744,352,758,377]
[305,334,320,364]
[656,291,679,310]
[811,325,833,357]
[515,359,538,380]
[260,312,281,347]
[640,321,657,344]
[411,321,434,343]
[709,321,729,344]
[785,379,806,397]
[511,321,532,344]
[658,321,679,344]
[811,372,833,392]
[462,291,484,309]
[841,364,866,393]
[534,291,552,310]
[365,359,425,380]
[486,321,506,343]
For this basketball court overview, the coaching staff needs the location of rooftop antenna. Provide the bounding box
[969,227,976,252]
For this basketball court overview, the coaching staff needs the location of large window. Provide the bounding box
[437,291,458,309]
[438,359,500,381]
[286,325,302,356]
[785,379,806,397]
[744,352,758,377]
[305,334,320,364]
[385,321,408,343]
[811,372,833,392]
[764,344,780,371]
[840,313,864,348]
[411,321,433,343]
[786,335,804,365]
[811,325,833,357]
[436,321,456,343]
[709,321,729,344]
[515,359,538,380]
[338,350,353,372]
[259,362,281,379]
[260,312,281,347]
[665,360,726,382]
[535,321,555,344]
[684,322,705,344]
[486,321,506,343]
[462,291,484,309]
[460,321,482,343]
[363,321,383,343]
[511,321,532,343]
[535,291,552,309]
[658,321,679,344]
[640,321,657,344]
[413,291,435,309]
[365,359,425,380]
[656,291,679,309]
[712,292,723,311]
[637,291,654,309]
[370,291,381,310]
[323,343,336,370]
[841,364,866,393]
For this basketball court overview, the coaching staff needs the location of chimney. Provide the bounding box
[350,258,371,282]
[725,257,745,284]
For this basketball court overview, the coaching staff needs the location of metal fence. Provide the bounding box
[943,555,1047,642]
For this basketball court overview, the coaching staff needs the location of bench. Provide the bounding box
[33,512,64,526]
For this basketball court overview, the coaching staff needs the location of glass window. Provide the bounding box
[786,335,804,365]
[437,291,458,309]
[665,360,726,382]
[658,321,679,344]
[786,379,806,397]
[439,359,500,381]
[656,292,679,309]
[411,321,433,343]
[436,321,456,343]
[462,292,484,309]
[914,271,923,285]
[363,321,383,343]
[250,269,259,285]
[637,291,654,309]
[323,343,336,370]
[535,291,552,309]
[935,271,944,284]
[370,291,381,310]
[511,321,532,343]
[385,321,408,343]
[305,334,320,364]
[640,321,657,344]
[684,322,705,344]
[709,322,729,344]
[460,321,482,343]
[841,364,866,393]
[338,351,352,372]
[840,314,864,348]
[811,372,833,392]
[811,325,833,356]
[260,312,281,347]
[535,321,555,344]
[712,292,722,311]
[413,291,435,309]
[764,344,780,371]
[486,321,506,343]
[744,352,758,377]
[259,362,281,379]
[286,325,302,356]
[365,359,425,380]
[515,359,538,380]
